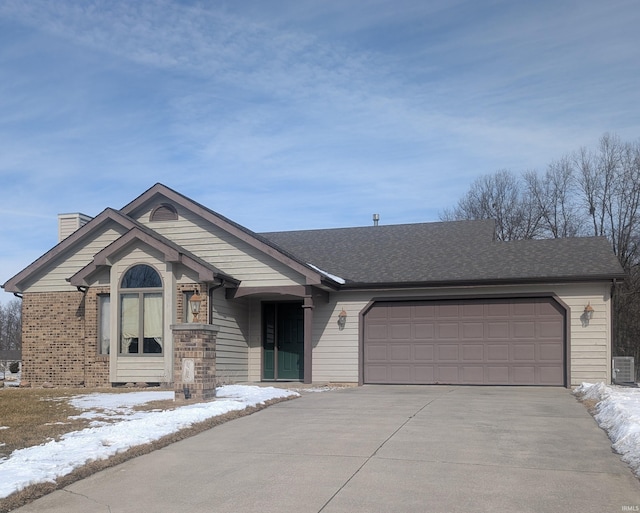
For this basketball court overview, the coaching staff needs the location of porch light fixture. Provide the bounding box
[582,302,595,327]
[337,308,347,330]
[584,303,594,321]
[189,292,203,323]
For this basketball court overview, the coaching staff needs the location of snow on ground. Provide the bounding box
[0,385,298,499]
[574,382,640,476]
[68,390,175,426]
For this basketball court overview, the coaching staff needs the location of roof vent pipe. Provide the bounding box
[373,213,379,227]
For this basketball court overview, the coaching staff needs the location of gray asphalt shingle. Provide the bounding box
[261,219,624,286]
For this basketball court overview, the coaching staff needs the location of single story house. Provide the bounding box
[2,183,625,391]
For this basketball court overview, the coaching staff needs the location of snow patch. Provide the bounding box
[0,385,298,499]
[306,263,346,284]
[574,382,640,476]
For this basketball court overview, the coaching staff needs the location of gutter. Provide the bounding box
[338,274,628,291]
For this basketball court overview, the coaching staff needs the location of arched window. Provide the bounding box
[121,264,162,288]
[120,264,163,355]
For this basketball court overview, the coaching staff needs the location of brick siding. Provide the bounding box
[22,289,110,387]
[82,287,111,387]
[22,284,213,388]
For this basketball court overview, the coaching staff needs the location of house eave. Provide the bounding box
[2,208,136,293]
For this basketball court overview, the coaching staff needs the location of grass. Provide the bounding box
[0,387,176,458]
[0,388,91,458]
[0,386,297,512]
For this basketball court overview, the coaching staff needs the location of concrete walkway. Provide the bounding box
[15,386,640,513]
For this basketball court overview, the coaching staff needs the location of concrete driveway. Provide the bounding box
[15,386,640,513]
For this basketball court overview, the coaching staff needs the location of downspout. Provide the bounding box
[207,279,225,324]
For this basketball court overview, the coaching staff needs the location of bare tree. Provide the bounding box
[0,304,4,352]
[524,158,583,239]
[0,300,21,352]
[574,133,640,269]
[441,169,542,240]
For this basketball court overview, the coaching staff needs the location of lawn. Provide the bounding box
[0,385,298,512]
[0,387,177,459]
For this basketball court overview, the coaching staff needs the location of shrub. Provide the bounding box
[9,361,20,374]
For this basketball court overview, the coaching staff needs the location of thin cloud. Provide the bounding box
[1,0,639,300]
[0,210,56,220]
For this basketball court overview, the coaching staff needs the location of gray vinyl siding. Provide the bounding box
[114,358,168,383]
[247,299,262,382]
[311,293,367,383]
[310,283,612,386]
[211,287,250,382]
[136,205,306,286]
[20,224,128,293]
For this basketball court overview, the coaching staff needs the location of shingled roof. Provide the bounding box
[261,220,625,287]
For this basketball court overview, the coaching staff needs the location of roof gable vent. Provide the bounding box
[150,203,178,222]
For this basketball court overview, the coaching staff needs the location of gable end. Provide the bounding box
[121,183,334,287]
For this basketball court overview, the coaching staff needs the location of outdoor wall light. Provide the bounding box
[337,308,347,330]
[584,303,594,320]
[189,291,203,323]
[582,302,595,327]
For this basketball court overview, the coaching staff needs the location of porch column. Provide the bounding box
[302,294,314,384]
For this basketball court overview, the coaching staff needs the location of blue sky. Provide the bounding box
[1,0,639,302]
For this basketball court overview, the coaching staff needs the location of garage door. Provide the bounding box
[363,298,565,386]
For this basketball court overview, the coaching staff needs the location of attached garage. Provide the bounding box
[363,298,566,386]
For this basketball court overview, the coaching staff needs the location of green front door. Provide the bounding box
[262,302,304,381]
